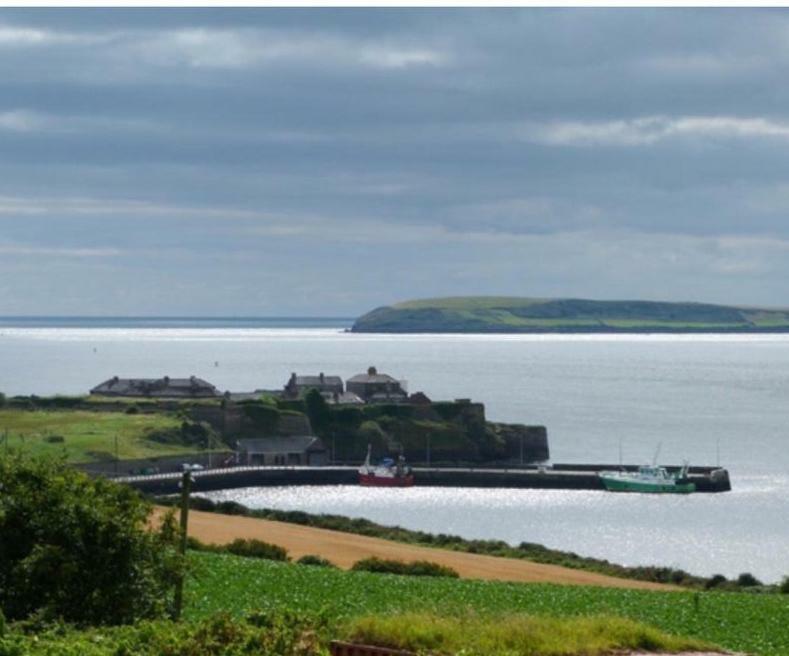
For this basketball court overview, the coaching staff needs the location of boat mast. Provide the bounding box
[652,442,662,466]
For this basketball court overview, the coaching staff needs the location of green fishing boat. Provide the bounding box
[599,463,696,494]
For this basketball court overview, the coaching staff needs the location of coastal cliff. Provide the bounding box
[352,296,789,333]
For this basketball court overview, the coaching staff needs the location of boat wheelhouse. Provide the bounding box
[599,463,695,494]
[358,445,414,487]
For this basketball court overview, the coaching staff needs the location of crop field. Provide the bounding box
[0,409,199,463]
[186,551,789,656]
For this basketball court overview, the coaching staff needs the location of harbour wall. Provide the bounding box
[119,464,731,495]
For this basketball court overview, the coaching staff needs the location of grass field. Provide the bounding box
[0,409,212,463]
[186,551,789,656]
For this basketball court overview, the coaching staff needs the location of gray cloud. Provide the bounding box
[1,8,788,315]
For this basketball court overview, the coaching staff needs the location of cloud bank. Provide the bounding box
[0,8,788,315]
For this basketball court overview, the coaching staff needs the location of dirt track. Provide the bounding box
[154,507,673,591]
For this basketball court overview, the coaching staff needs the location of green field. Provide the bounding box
[0,409,220,463]
[186,551,789,656]
[352,296,789,333]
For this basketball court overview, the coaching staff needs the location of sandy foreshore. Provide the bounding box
[153,506,675,590]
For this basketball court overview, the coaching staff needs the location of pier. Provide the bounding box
[118,463,731,495]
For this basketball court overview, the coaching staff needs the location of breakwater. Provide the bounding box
[118,463,731,495]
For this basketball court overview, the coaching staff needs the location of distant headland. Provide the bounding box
[351,296,789,334]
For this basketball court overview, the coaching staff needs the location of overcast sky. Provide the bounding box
[2,8,789,316]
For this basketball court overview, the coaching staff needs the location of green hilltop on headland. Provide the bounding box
[352,296,789,333]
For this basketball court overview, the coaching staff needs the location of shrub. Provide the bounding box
[304,389,329,433]
[215,500,248,515]
[705,574,728,589]
[225,539,289,562]
[188,496,217,512]
[736,572,762,587]
[780,576,789,594]
[125,404,139,414]
[0,455,181,625]
[43,435,64,444]
[351,557,458,578]
[0,611,327,655]
[297,555,337,568]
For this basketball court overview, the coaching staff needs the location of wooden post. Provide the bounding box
[172,470,192,621]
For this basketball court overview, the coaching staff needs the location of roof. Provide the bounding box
[238,436,325,453]
[347,373,400,384]
[90,376,219,397]
[293,375,343,387]
[324,391,365,405]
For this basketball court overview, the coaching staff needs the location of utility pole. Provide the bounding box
[172,470,192,621]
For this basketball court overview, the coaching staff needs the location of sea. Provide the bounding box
[1,317,787,583]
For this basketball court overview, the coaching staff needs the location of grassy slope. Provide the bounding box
[0,409,208,463]
[353,296,789,333]
[187,551,789,656]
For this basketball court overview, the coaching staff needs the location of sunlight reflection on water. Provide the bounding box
[203,480,789,583]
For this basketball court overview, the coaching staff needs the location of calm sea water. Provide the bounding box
[1,319,787,581]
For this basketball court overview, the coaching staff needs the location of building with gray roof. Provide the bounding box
[283,372,344,399]
[90,375,219,398]
[237,436,326,466]
[346,366,407,402]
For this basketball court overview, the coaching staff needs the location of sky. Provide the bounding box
[1,8,789,316]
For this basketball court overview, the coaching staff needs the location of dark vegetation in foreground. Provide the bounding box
[161,495,783,592]
[0,607,715,656]
[1,455,784,656]
[0,455,181,625]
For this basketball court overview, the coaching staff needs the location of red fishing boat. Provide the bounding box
[358,445,414,487]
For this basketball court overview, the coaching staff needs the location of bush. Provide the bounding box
[351,557,458,578]
[0,455,181,625]
[125,404,139,414]
[780,577,789,594]
[304,389,329,433]
[0,611,327,655]
[297,555,337,568]
[43,435,64,444]
[225,539,289,562]
[736,572,762,587]
[705,574,728,589]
